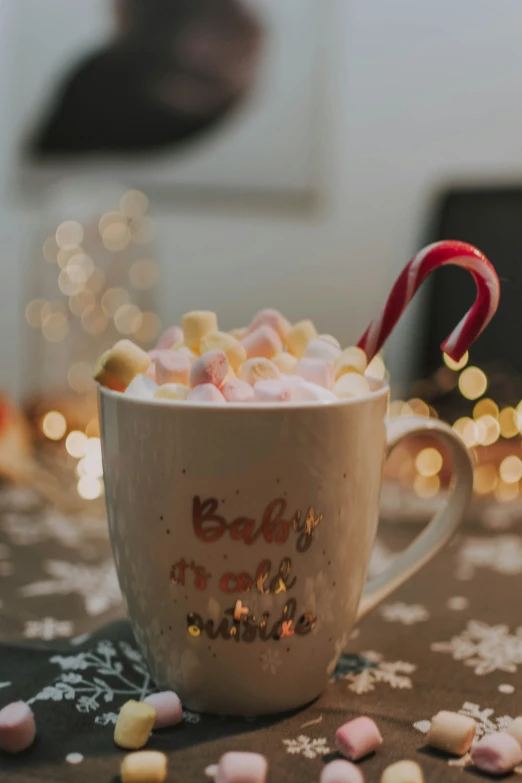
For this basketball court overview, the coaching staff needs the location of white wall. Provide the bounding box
[1,0,522,398]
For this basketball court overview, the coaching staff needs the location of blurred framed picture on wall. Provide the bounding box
[7,0,323,207]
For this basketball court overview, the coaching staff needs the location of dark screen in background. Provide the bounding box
[420,188,522,379]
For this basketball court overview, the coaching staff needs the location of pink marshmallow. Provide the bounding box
[242,326,283,360]
[155,350,191,386]
[297,358,336,389]
[216,751,268,783]
[336,716,383,761]
[254,380,291,402]
[470,732,522,775]
[0,701,36,754]
[155,325,183,350]
[187,384,226,404]
[249,308,291,341]
[189,350,229,389]
[320,760,364,783]
[143,691,182,729]
[222,378,255,402]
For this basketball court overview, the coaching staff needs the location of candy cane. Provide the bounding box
[358,240,500,363]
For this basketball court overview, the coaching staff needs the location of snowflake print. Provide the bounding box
[2,509,107,549]
[183,710,202,724]
[380,602,430,625]
[456,535,522,580]
[335,650,416,694]
[432,620,522,676]
[0,682,10,690]
[283,735,331,759]
[260,648,282,675]
[24,618,74,640]
[20,560,121,616]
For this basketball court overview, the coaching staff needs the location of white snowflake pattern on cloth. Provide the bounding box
[283,735,331,759]
[379,602,430,625]
[338,650,416,694]
[414,702,514,769]
[24,618,74,640]
[432,620,522,676]
[0,682,10,689]
[20,560,121,616]
[456,535,522,580]
[260,649,282,675]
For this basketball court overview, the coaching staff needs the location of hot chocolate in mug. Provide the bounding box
[99,379,473,715]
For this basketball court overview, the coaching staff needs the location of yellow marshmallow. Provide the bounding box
[333,373,371,399]
[336,347,368,378]
[200,331,247,372]
[286,320,317,358]
[94,341,151,389]
[114,701,156,750]
[381,760,424,783]
[182,311,218,351]
[154,384,190,401]
[121,751,168,783]
[240,358,280,386]
[427,711,476,756]
[272,352,299,375]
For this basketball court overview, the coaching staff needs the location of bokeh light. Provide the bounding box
[25,299,46,328]
[120,190,149,218]
[42,411,67,440]
[473,398,499,419]
[55,221,83,248]
[77,476,102,500]
[65,431,88,459]
[499,456,522,484]
[129,259,159,290]
[114,304,143,335]
[499,407,519,439]
[458,367,488,400]
[414,474,440,498]
[415,448,443,477]
[473,464,498,495]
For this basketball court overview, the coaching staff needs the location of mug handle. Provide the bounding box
[356,416,474,621]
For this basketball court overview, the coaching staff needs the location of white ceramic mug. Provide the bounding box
[99,380,473,715]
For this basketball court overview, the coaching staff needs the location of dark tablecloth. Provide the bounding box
[1,486,521,781]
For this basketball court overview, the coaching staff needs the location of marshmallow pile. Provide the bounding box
[94,308,376,405]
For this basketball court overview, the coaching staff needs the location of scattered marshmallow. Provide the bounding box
[154,383,190,401]
[320,759,364,783]
[215,751,268,783]
[200,331,247,371]
[470,732,522,775]
[155,350,191,386]
[336,347,368,377]
[249,308,291,341]
[94,340,151,390]
[120,750,168,783]
[143,691,182,729]
[254,380,291,402]
[182,311,218,352]
[187,384,227,404]
[272,352,299,375]
[304,337,342,364]
[114,700,156,750]
[242,325,283,360]
[286,320,318,358]
[335,716,383,761]
[298,357,336,389]
[190,350,229,388]
[333,373,371,399]
[155,325,183,350]
[426,710,476,756]
[240,358,280,386]
[380,760,424,783]
[222,378,255,402]
[507,716,522,745]
[0,701,36,754]
[124,374,158,400]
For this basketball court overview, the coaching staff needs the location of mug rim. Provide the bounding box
[98,377,390,411]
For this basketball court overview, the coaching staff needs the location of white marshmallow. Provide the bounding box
[240,358,280,385]
[242,326,283,359]
[187,384,227,404]
[290,380,337,402]
[222,379,255,402]
[304,337,342,364]
[333,373,371,399]
[297,358,336,389]
[254,380,291,402]
[124,374,158,400]
[154,383,190,401]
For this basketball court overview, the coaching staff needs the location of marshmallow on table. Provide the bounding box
[288,379,337,402]
[120,750,168,783]
[187,384,226,404]
[114,700,156,750]
[320,759,364,783]
[333,373,371,399]
[249,308,291,341]
[272,352,299,375]
[507,716,522,745]
[182,311,218,352]
[94,340,151,390]
[470,732,522,775]
[216,751,268,783]
[240,358,280,385]
[298,358,336,389]
[286,320,318,358]
[336,347,368,378]
[154,383,190,401]
[336,716,383,761]
[222,378,255,402]
[155,325,183,350]
[200,331,247,371]
[124,374,158,400]
[190,350,229,388]
[304,337,342,364]
[155,350,191,386]
[242,325,283,359]
[254,380,291,402]
[426,710,476,755]
[380,761,424,783]
[0,701,36,754]
[143,691,182,729]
